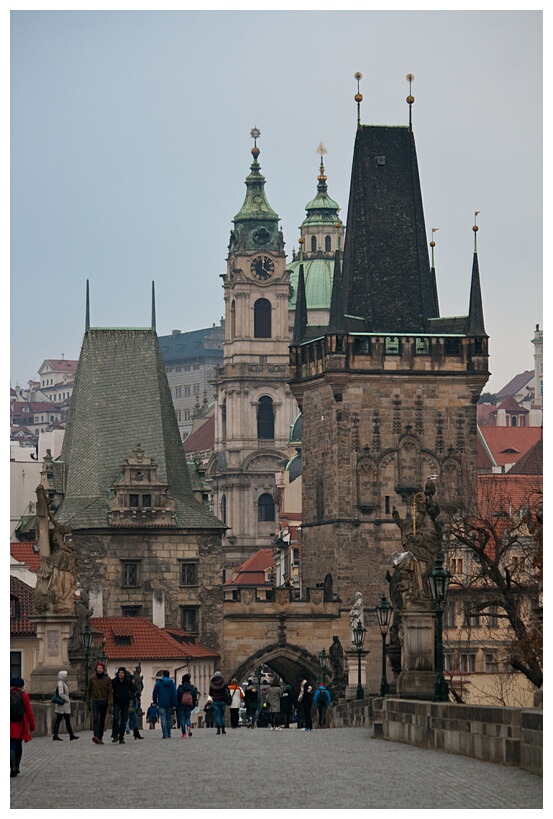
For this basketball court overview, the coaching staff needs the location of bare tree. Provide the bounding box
[443,473,542,690]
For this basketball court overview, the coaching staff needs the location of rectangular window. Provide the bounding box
[10,651,22,681]
[353,337,371,355]
[463,606,480,628]
[142,494,152,508]
[193,384,200,394]
[484,653,498,672]
[180,607,198,632]
[184,410,191,421]
[122,561,140,587]
[175,386,182,398]
[122,606,142,617]
[460,653,476,673]
[449,557,463,577]
[184,386,191,397]
[487,605,498,628]
[180,562,198,586]
[10,598,21,618]
[385,496,390,515]
[193,364,200,370]
[444,601,456,628]
[385,336,400,355]
[444,338,461,355]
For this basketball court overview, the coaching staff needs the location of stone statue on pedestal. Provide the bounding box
[328,635,346,701]
[349,591,364,642]
[34,485,77,615]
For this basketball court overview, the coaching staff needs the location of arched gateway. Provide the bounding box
[231,643,323,689]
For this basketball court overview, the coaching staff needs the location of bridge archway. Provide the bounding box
[230,642,326,689]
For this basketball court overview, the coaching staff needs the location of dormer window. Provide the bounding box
[108,443,176,527]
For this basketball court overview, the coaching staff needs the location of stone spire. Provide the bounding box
[467,215,487,337]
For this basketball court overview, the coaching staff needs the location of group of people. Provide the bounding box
[10,667,334,776]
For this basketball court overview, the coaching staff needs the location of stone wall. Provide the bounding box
[372,697,542,776]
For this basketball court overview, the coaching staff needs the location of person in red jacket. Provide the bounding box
[10,677,36,778]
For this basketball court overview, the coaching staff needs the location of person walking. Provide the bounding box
[127,694,144,739]
[268,678,283,730]
[52,669,79,741]
[244,679,258,729]
[203,695,215,728]
[177,672,198,738]
[280,684,295,728]
[314,682,331,728]
[10,677,35,777]
[208,671,228,735]
[298,679,314,731]
[228,677,244,729]
[111,667,137,744]
[87,660,113,745]
[146,701,158,729]
[152,670,177,739]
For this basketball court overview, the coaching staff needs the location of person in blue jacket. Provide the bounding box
[314,683,331,729]
[152,670,178,739]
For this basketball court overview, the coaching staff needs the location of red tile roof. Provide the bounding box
[477,473,542,520]
[477,427,543,469]
[10,542,40,572]
[508,438,543,475]
[490,395,528,414]
[477,403,496,426]
[225,549,274,586]
[90,617,218,660]
[40,359,79,373]
[10,576,36,635]
[183,415,215,454]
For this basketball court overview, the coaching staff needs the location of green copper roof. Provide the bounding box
[302,163,342,227]
[287,257,334,311]
[229,146,281,253]
[57,328,225,531]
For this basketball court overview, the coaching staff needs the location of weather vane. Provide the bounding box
[473,211,480,251]
[406,73,415,131]
[250,126,261,145]
[430,227,439,267]
[354,72,363,128]
[316,141,327,180]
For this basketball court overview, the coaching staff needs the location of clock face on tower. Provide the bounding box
[250,255,275,281]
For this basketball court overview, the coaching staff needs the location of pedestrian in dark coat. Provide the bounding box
[244,680,258,728]
[208,671,228,735]
[111,667,137,743]
[10,677,35,777]
[268,679,283,730]
[152,670,178,739]
[176,673,198,738]
[280,684,295,728]
[314,683,331,728]
[87,661,113,744]
[298,679,314,731]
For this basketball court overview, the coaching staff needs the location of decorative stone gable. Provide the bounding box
[107,443,176,527]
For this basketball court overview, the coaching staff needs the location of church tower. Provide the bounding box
[210,129,297,574]
[289,78,489,682]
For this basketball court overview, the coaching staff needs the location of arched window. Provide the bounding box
[230,300,236,340]
[258,493,275,522]
[325,235,331,252]
[221,494,227,524]
[257,396,274,439]
[221,399,227,440]
[311,236,317,253]
[254,299,271,338]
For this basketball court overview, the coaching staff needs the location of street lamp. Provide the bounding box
[80,623,94,698]
[427,551,451,702]
[319,648,329,686]
[352,620,366,700]
[375,594,393,697]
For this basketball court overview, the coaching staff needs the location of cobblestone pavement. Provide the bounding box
[10,725,542,810]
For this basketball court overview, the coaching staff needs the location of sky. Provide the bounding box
[9,8,543,394]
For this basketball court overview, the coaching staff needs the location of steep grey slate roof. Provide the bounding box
[58,328,225,531]
[338,125,439,333]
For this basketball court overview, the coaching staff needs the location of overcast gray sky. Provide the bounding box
[10,9,542,394]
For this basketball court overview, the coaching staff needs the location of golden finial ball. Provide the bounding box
[430,241,435,248]
[354,72,362,80]
[355,93,363,103]
[298,237,304,245]
[251,146,260,157]
[335,222,341,229]
[473,224,479,232]
[406,73,414,82]
[406,95,414,104]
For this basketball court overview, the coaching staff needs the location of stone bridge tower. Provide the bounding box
[289,84,489,689]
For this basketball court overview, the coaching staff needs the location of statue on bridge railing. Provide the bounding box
[349,592,364,643]
[328,635,346,701]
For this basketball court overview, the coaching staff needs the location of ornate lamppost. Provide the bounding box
[375,594,393,697]
[80,623,94,699]
[427,551,451,702]
[352,620,366,700]
[319,648,329,686]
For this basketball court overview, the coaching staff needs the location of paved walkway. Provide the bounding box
[10,725,542,810]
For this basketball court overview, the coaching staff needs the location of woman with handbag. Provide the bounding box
[53,669,79,741]
[10,676,35,777]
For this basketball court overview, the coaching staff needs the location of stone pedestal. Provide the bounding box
[30,614,79,697]
[345,647,369,699]
[396,608,436,700]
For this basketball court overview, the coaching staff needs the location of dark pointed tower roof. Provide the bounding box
[327,249,345,333]
[57,327,225,531]
[292,262,308,344]
[339,125,439,332]
[467,223,487,336]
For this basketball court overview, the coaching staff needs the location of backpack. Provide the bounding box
[224,687,233,706]
[315,688,329,707]
[10,690,24,722]
[181,690,194,707]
